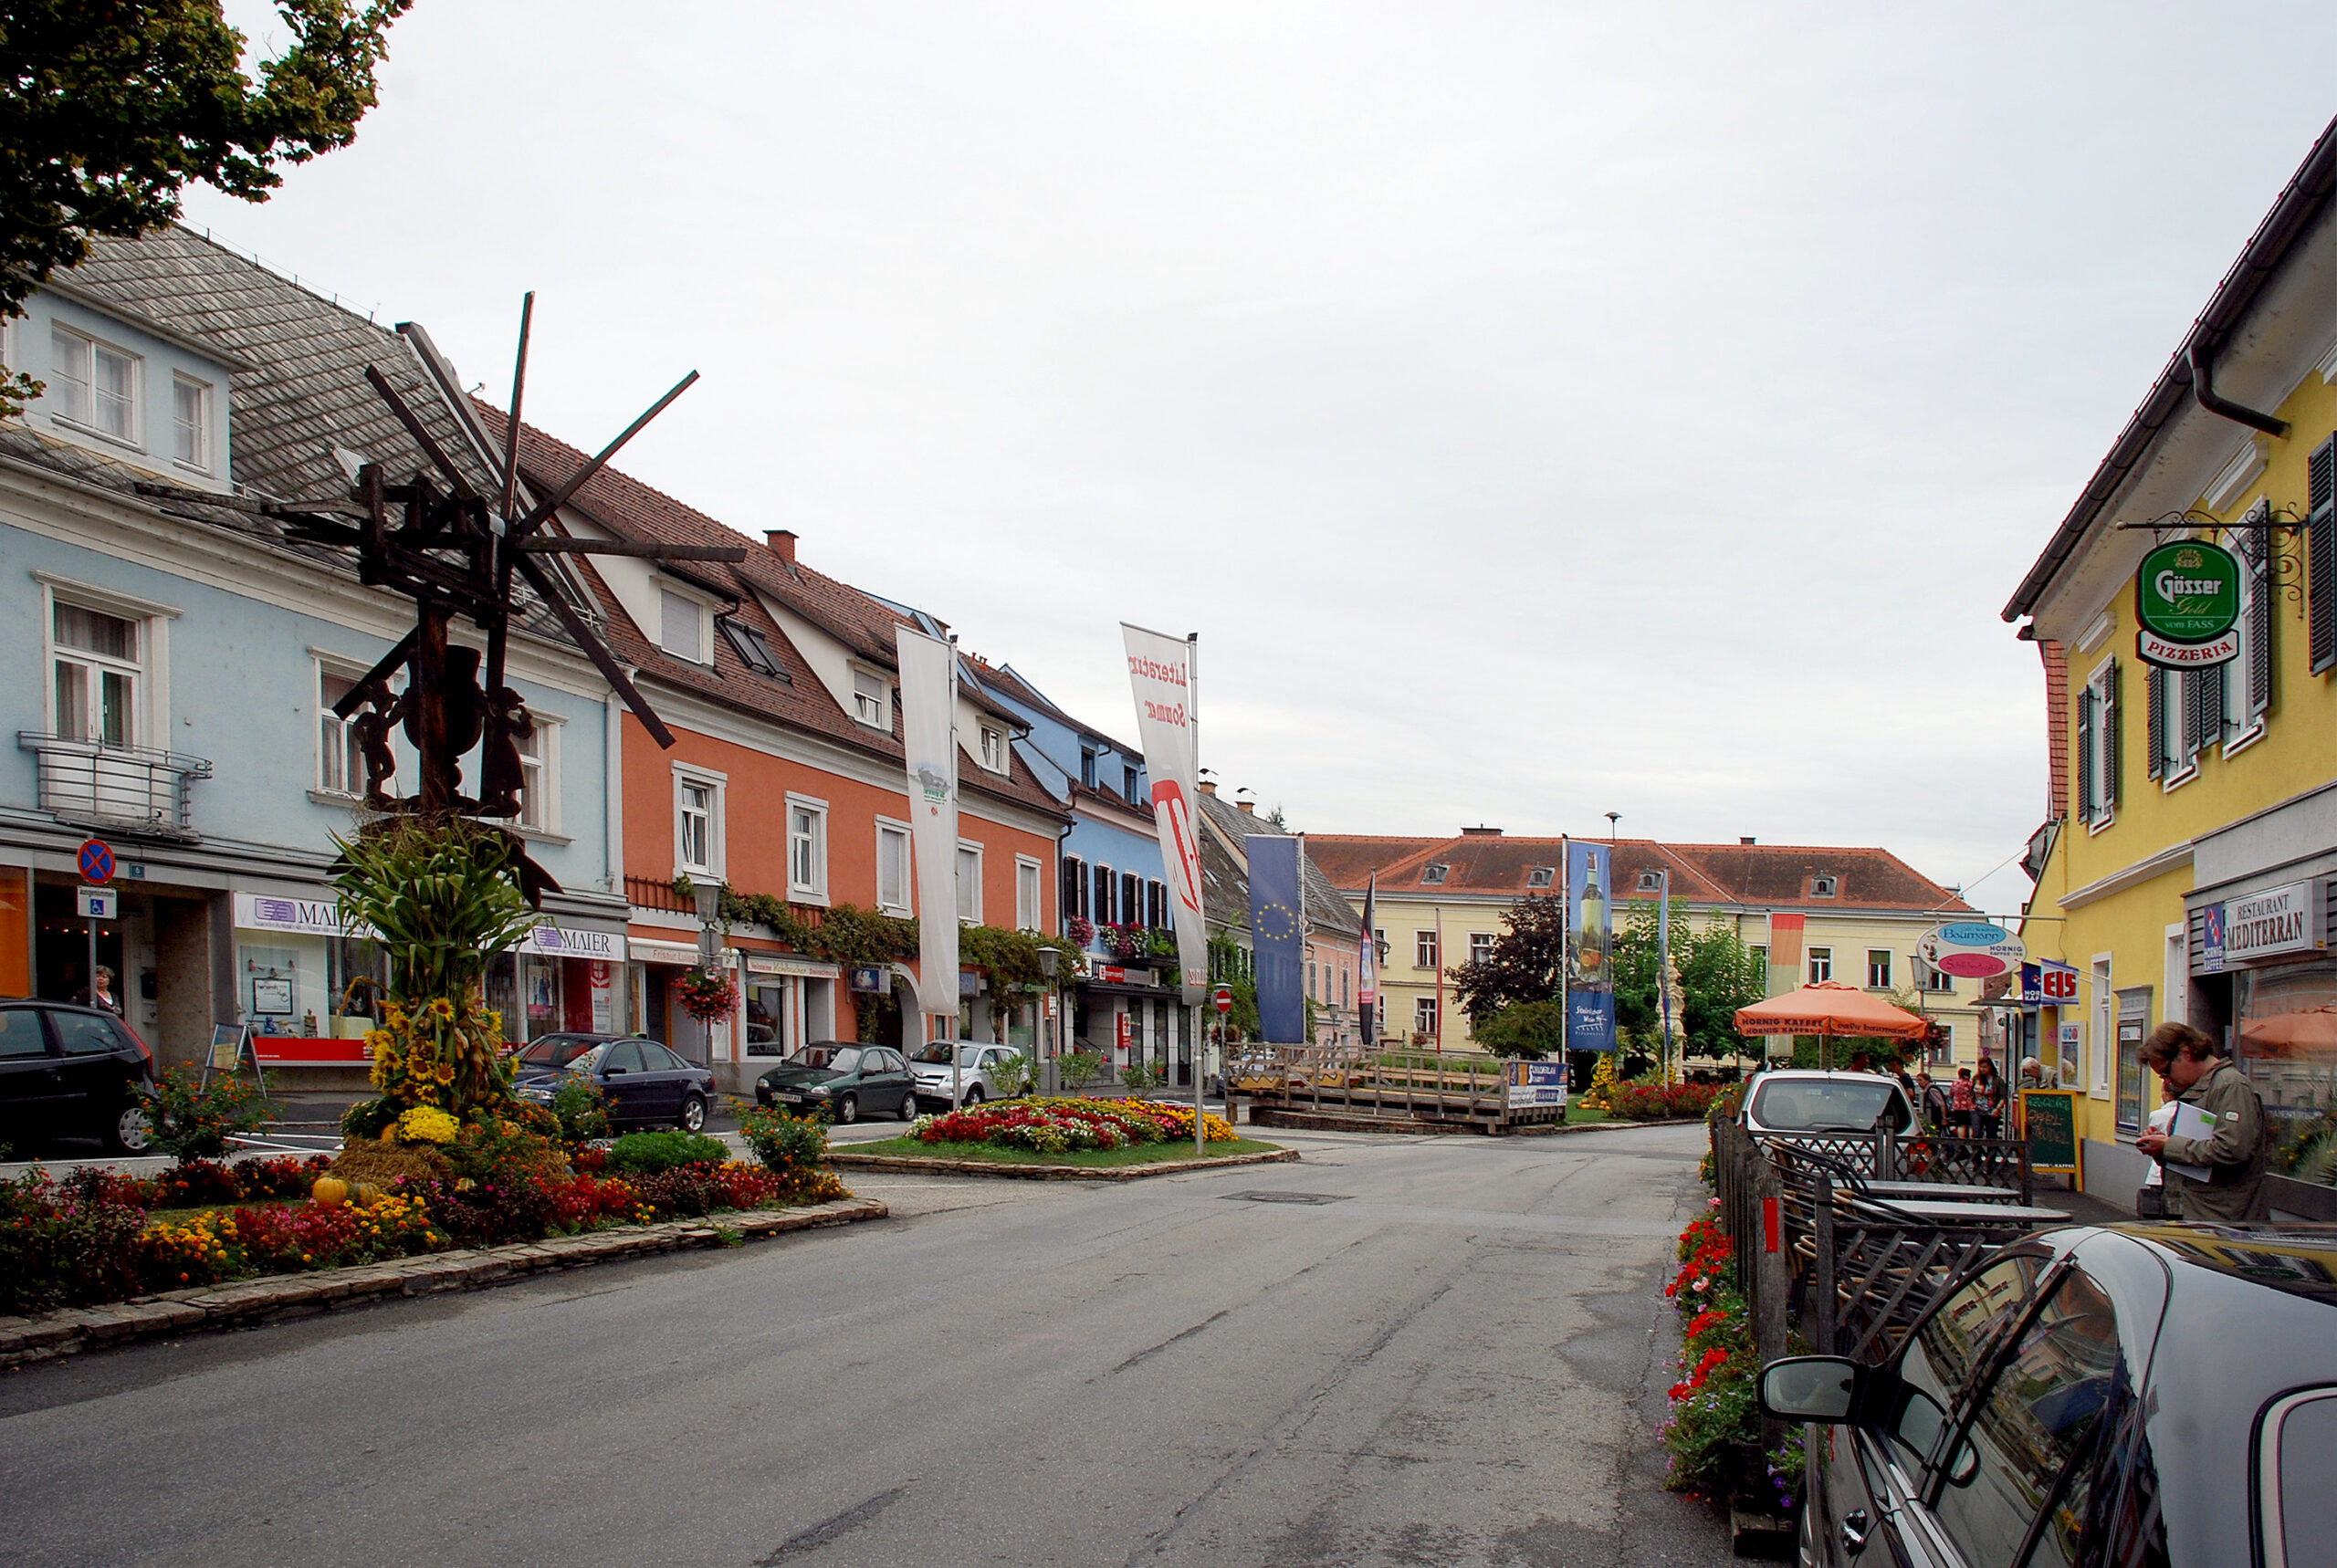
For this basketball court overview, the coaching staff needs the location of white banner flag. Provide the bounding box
[896,627,961,1024]
[1122,623,1209,1004]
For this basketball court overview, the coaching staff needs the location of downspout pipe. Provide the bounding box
[2186,339,2290,438]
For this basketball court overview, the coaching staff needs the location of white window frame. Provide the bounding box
[47,323,141,447]
[513,712,562,835]
[979,724,1008,773]
[2158,662,2198,791]
[956,840,984,925]
[44,586,159,748]
[785,792,830,904]
[1808,946,1833,984]
[1415,996,1439,1038]
[2080,655,2119,833]
[658,584,713,665]
[1015,854,1043,933]
[1867,949,1892,989]
[672,763,727,879]
[314,658,369,799]
[1415,930,1439,969]
[171,372,213,473]
[849,665,890,728]
[875,817,913,917]
[1469,932,1494,966]
[2224,510,2271,759]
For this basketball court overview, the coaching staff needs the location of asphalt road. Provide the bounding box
[0,1123,1733,1568]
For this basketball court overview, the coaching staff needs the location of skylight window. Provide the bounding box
[718,617,785,679]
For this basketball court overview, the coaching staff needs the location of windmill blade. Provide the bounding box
[508,371,698,539]
[510,552,677,747]
[484,294,537,706]
[497,292,535,529]
[366,366,480,501]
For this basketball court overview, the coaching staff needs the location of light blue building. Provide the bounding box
[0,231,629,1071]
[970,659,1201,1085]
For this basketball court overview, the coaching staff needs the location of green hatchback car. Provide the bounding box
[753,1042,918,1124]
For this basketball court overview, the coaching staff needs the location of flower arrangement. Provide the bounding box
[1065,915,1095,948]
[917,1095,1239,1155]
[1656,1201,1798,1516]
[675,966,739,1023]
[1100,923,1149,962]
[389,1105,461,1145]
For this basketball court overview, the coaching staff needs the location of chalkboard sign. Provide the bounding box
[2023,1089,2080,1176]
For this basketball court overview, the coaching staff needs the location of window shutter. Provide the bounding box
[2076,685,2096,821]
[2312,435,2337,674]
[2245,522,2272,719]
[2145,663,2164,779]
[2181,656,2203,761]
[2103,661,2122,808]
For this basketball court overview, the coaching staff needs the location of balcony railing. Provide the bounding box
[622,875,828,934]
[17,732,213,840]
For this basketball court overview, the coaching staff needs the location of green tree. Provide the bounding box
[1448,894,1566,1023]
[1609,901,1765,1061]
[1470,998,1567,1060]
[1,2,412,407]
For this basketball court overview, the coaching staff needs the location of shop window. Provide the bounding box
[956,842,982,923]
[50,600,141,747]
[877,821,913,915]
[1808,947,1832,984]
[1016,857,1043,933]
[317,666,367,797]
[787,795,828,901]
[745,980,787,1057]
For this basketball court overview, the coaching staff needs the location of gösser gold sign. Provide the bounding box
[2133,538,2241,670]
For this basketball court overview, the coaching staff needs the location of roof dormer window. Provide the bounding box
[980,725,1007,772]
[658,586,707,664]
[50,324,138,445]
[1526,866,1555,889]
[1420,863,1449,885]
[851,667,888,727]
[1637,869,1664,893]
[1810,874,1839,898]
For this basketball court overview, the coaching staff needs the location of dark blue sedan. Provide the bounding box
[513,1032,715,1132]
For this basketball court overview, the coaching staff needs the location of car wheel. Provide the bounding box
[897,1092,920,1123]
[836,1093,859,1124]
[677,1093,707,1133]
[961,1086,984,1109]
[104,1103,153,1155]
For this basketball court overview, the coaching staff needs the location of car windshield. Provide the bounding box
[784,1046,861,1074]
[909,1043,981,1068]
[519,1036,603,1069]
[1749,1078,1907,1132]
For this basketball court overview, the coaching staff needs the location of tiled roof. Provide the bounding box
[969,658,1143,758]
[1191,788,1360,937]
[473,404,1066,824]
[1304,834,1457,888]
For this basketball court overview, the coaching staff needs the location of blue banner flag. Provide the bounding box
[1566,840,1616,1052]
[1246,834,1307,1044]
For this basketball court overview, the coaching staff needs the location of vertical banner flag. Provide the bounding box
[1121,623,1209,1003]
[896,627,960,1025]
[1357,873,1378,1048]
[1246,833,1306,1043]
[1565,840,1616,1052]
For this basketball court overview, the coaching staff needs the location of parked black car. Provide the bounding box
[1761,1220,2337,1567]
[0,998,156,1155]
[513,1033,715,1132]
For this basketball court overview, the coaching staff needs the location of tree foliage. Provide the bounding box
[1609,901,1766,1060]
[1,2,410,403]
[1470,998,1567,1060]
[1448,895,1567,1022]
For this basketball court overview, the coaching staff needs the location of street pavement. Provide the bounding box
[0,1122,1734,1568]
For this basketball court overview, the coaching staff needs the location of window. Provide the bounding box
[1470,932,1494,965]
[718,617,783,678]
[1079,747,1097,788]
[1120,872,1140,925]
[1415,930,1439,968]
[317,668,366,796]
[1061,854,1086,921]
[2232,511,2273,745]
[1147,880,1168,928]
[851,668,887,727]
[2145,661,2193,784]
[1094,863,1114,924]
[1123,764,1139,801]
[674,768,724,876]
[1810,874,1838,897]
[1415,996,1439,1037]
[1916,956,1955,994]
[1526,866,1555,889]
[659,588,705,663]
[1016,857,1042,932]
[787,797,827,899]
[51,601,140,746]
[979,726,1006,771]
[877,821,913,915]
[1420,862,1449,885]
[2076,658,2122,827]
[171,374,211,469]
[1867,949,1892,989]
[1307,958,1316,998]
[1891,1255,2049,1471]
[1637,869,1664,893]
[49,325,138,443]
[1340,966,1348,1008]
[956,843,982,923]
[1808,946,1833,984]
[516,716,558,832]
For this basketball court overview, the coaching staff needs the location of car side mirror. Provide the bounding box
[1759,1356,1863,1422]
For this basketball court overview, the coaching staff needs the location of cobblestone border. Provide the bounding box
[823,1147,1299,1181]
[0,1197,886,1372]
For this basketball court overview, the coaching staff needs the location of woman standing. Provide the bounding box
[1948,1067,1975,1137]
[1973,1058,2006,1140]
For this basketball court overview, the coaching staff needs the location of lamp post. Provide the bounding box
[1038,943,1061,1096]
[692,880,724,1071]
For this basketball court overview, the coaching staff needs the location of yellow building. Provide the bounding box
[1308,831,1984,1063]
[2006,120,2337,1200]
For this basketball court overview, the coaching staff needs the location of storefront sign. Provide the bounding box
[850,965,887,992]
[1504,1060,1568,1110]
[1921,922,2026,979]
[2225,881,2324,965]
[2134,539,2241,643]
[2038,960,2079,1003]
[2136,626,2239,669]
[2197,904,2227,974]
[520,924,621,959]
[234,892,357,936]
[2021,1089,2080,1176]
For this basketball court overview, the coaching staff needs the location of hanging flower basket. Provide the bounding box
[676,966,739,1023]
[1066,915,1095,948]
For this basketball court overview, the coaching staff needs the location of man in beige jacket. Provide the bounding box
[2134,1022,2271,1222]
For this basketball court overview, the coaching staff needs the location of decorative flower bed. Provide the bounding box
[1600,1081,1738,1122]
[1660,1197,1803,1521]
[916,1096,1239,1155]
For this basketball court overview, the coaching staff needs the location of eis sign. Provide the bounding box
[2133,539,2241,670]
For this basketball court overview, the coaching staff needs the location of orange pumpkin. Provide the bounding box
[311,1176,349,1207]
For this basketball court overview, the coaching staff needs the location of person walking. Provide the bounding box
[2134,1021,2270,1222]
[1973,1058,2007,1140]
[1948,1067,1975,1138]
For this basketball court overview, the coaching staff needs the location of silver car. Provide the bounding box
[1739,1068,1915,1137]
[908,1041,1028,1110]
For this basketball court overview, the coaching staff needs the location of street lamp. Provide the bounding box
[691,880,724,1071]
[1038,943,1062,1095]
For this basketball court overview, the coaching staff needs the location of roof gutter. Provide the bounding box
[2003,114,2337,623]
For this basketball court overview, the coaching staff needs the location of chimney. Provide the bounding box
[1198,779,1218,795]
[1462,825,1503,836]
[765,528,797,565]
[1236,800,1255,815]
[1740,836,1756,845]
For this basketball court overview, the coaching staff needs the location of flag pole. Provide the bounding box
[1188,632,1205,1157]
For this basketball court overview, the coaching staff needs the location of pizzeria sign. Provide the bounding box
[2133,539,2240,669]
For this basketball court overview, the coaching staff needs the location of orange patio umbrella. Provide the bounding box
[1735,980,1930,1070]
[2240,1006,2337,1057]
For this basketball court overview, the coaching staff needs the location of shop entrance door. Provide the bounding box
[34,878,120,1005]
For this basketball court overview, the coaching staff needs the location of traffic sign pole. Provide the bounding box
[1205,984,1233,1156]
[76,841,114,1014]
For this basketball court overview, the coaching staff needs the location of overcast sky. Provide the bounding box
[193,3,2335,916]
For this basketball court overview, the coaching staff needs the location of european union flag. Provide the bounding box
[1246,834,1306,1043]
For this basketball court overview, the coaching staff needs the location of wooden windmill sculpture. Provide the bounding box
[153,295,744,903]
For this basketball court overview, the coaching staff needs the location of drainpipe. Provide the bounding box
[2186,340,2289,438]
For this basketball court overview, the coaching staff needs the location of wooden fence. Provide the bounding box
[1233,1042,1561,1131]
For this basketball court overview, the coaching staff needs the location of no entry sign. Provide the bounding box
[1212,984,1233,1014]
